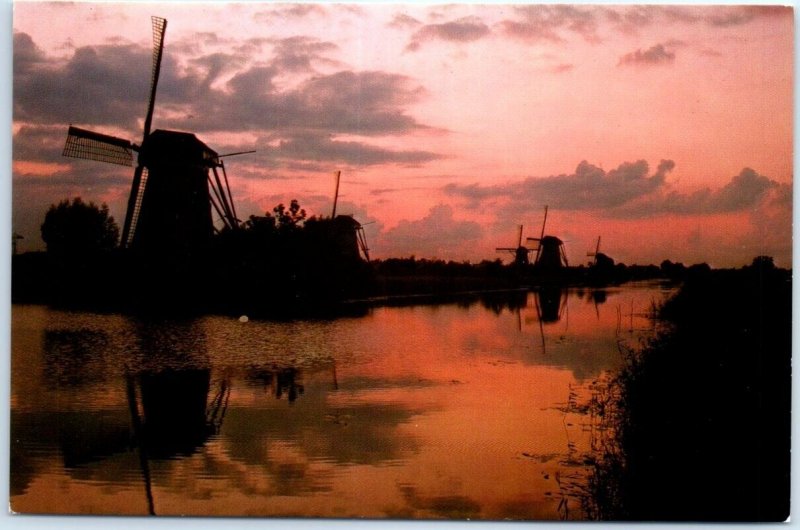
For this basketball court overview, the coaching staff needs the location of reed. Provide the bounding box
[583,261,791,521]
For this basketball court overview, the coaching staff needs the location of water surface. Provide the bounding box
[11,283,671,519]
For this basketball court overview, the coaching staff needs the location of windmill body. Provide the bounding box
[132,130,217,255]
[536,235,568,270]
[62,17,238,262]
[526,206,569,271]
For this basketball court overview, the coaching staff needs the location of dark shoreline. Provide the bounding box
[585,260,791,521]
[12,250,684,318]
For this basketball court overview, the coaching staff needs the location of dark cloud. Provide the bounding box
[13,124,71,164]
[616,168,787,217]
[444,160,786,221]
[380,204,483,259]
[704,5,789,27]
[202,69,428,137]
[500,5,600,43]
[445,159,673,212]
[14,32,439,166]
[270,37,340,72]
[604,5,787,34]
[13,35,151,130]
[406,17,491,52]
[14,168,131,190]
[13,33,47,74]
[618,44,676,66]
[500,5,786,45]
[262,131,442,168]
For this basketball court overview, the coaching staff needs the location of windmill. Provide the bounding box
[328,170,371,262]
[587,236,602,266]
[526,206,568,270]
[62,17,242,257]
[586,235,615,275]
[496,224,533,266]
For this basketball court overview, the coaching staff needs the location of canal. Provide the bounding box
[10,282,673,519]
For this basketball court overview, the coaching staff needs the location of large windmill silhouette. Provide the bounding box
[62,17,241,257]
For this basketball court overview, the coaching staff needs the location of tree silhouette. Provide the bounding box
[273,199,306,231]
[41,198,119,256]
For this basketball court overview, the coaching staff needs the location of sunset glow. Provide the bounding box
[12,2,793,267]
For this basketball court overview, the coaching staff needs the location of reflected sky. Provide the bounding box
[10,282,671,518]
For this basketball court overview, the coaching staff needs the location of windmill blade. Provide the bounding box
[516,224,523,247]
[535,205,548,262]
[62,126,135,166]
[121,165,148,247]
[142,16,167,139]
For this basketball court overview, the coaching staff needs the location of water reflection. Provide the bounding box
[246,366,305,402]
[535,287,567,323]
[11,282,671,518]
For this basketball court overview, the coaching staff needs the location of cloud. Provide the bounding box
[445,159,673,212]
[253,4,328,24]
[499,5,600,43]
[444,160,788,222]
[13,124,72,165]
[617,167,788,217]
[389,13,422,30]
[270,37,341,73]
[618,44,676,66]
[380,204,483,259]
[406,17,491,51]
[13,34,153,129]
[14,32,440,161]
[261,131,442,168]
[604,5,787,34]
[499,5,787,45]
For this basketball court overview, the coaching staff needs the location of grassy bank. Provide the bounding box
[587,260,791,521]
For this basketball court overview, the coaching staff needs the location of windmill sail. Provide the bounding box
[143,16,167,138]
[121,16,167,247]
[62,126,134,166]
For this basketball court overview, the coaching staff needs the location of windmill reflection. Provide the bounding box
[536,286,567,323]
[246,366,305,403]
[127,368,229,458]
[529,287,568,355]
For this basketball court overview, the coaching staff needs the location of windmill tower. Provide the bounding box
[62,17,240,258]
[496,225,533,266]
[526,206,568,270]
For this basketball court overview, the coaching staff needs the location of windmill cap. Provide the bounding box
[140,130,219,167]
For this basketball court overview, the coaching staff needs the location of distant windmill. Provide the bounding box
[526,206,568,270]
[496,224,534,266]
[587,236,602,266]
[328,170,370,262]
[586,235,615,272]
[62,17,248,256]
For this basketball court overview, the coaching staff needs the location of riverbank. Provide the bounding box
[587,259,791,521]
[12,250,678,317]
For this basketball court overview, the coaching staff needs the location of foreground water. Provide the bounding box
[11,283,672,519]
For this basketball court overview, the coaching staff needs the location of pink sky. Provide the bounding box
[11,2,793,267]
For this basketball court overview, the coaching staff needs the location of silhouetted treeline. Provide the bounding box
[13,196,768,316]
[587,256,790,521]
